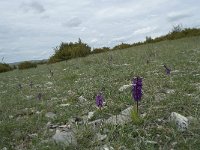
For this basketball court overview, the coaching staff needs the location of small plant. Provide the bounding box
[18,83,22,89]
[163,65,171,75]
[37,93,42,100]
[130,107,143,125]
[29,81,33,88]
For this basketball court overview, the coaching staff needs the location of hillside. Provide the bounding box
[0,36,200,149]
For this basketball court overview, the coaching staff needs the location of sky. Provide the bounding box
[0,0,200,63]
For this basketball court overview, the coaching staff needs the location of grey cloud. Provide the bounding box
[62,17,82,27]
[20,1,45,13]
[0,0,200,63]
[167,12,191,22]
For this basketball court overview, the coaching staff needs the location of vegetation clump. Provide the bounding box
[18,61,37,70]
[0,63,13,73]
[48,38,91,63]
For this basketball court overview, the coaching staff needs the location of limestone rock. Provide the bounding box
[78,96,87,102]
[52,129,77,146]
[88,111,95,120]
[170,112,188,131]
[119,84,132,92]
[45,112,56,119]
[105,106,133,125]
[96,133,107,141]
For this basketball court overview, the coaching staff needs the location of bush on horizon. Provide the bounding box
[18,61,37,70]
[0,63,13,73]
[48,38,91,63]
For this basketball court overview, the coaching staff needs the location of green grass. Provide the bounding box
[0,36,200,149]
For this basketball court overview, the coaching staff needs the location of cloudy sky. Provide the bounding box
[0,0,200,63]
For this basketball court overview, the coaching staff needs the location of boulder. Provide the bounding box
[52,129,77,146]
[170,112,188,131]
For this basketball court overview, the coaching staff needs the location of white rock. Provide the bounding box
[95,145,114,150]
[46,82,53,85]
[170,112,188,131]
[88,119,103,129]
[78,96,87,102]
[28,133,38,138]
[119,84,132,92]
[45,112,56,119]
[101,145,114,150]
[1,147,7,150]
[106,106,133,125]
[60,103,70,107]
[146,140,157,144]
[52,129,77,146]
[96,133,107,141]
[88,111,94,120]
[166,89,175,94]
[9,115,14,119]
[26,95,33,100]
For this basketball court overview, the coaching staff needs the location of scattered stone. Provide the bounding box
[118,146,128,150]
[96,133,107,141]
[52,129,77,146]
[51,97,58,101]
[59,124,71,129]
[171,70,179,73]
[68,90,76,96]
[155,93,166,101]
[170,112,188,131]
[46,82,53,85]
[45,112,56,119]
[88,111,95,120]
[105,106,133,125]
[60,103,70,107]
[166,89,175,94]
[119,84,132,92]
[36,111,41,114]
[88,119,104,129]
[26,95,33,100]
[95,145,114,150]
[46,122,58,129]
[141,113,147,118]
[9,115,14,119]
[1,147,7,150]
[78,96,87,102]
[146,140,157,144]
[28,133,38,138]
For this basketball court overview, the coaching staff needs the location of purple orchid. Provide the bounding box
[132,77,143,113]
[96,92,104,109]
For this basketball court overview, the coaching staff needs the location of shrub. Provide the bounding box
[112,43,132,50]
[0,63,13,73]
[18,61,37,70]
[92,47,110,54]
[48,38,91,63]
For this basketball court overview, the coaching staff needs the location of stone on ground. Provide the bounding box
[52,129,77,146]
[170,112,188,131]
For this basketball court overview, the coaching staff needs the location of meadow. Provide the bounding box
[0,36,200,150]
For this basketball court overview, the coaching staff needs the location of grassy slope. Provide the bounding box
[0,36,200,149]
